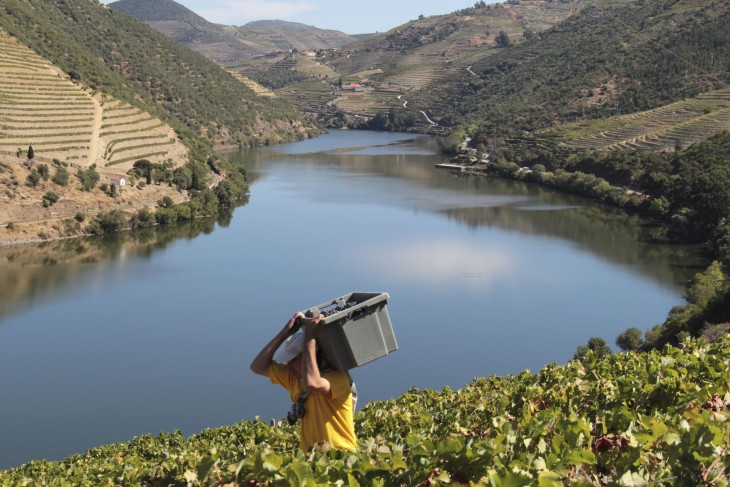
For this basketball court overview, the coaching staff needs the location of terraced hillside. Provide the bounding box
[553,87,730,152]
[0,31,188,171]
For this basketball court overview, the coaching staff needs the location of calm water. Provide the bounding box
[0,130,705,469]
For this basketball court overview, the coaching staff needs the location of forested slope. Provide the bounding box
[458,0,730,138]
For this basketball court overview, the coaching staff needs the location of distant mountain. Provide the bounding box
[109,0,356,62]
[242,20,318,31]
[239,0,584,129]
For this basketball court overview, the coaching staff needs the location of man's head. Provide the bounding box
[275,332,305,376]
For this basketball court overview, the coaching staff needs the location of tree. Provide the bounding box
[133,159,153,185]
[616,327,643,351]
[27,145,34,160]
[496,31,512,48]
[573,337,612,361]
[173,166,193,190]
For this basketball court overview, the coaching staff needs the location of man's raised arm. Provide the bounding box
[250,312,304,376]
[302,314,331,396]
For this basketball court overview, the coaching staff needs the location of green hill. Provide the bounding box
[2,335,727,484]
[458,0,730,141]
[0,0,316,158]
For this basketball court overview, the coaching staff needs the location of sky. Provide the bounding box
[102,0,480,35]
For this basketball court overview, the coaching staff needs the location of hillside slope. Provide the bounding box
[458,0,730,142]
[0,31,188,169]
[0,0,316,154]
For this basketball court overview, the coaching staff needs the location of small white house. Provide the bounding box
[110,177,126,186]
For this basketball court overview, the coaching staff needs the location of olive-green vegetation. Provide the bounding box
[247,57,311,90]
[80,156,249,237]
[2,336,727,485]
[109,0,210,23]
[0,0,316,159]
[459,0,730,138]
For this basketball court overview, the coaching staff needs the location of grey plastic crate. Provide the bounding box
[304,292,397,370]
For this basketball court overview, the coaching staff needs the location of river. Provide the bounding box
[0,130,705,469]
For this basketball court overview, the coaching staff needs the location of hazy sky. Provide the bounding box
[103,1,481,34]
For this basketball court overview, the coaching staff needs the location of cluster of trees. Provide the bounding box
[385,23,457,49]
[83,156,249,237]
[362,108,420,131]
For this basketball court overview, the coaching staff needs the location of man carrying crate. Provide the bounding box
[250,312,358,452]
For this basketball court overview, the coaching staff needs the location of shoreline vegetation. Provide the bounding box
[0,147,253,249]
[1,335,727,484]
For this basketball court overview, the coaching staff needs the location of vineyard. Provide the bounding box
[0,31,188,172]
[556,87,730,152]
[2,336,727,485]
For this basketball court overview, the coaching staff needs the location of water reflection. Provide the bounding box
[0,217,223,324]
[230,132,705,291]
[346,238,516,288]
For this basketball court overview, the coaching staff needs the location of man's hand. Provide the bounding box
[251,311,305,377]
[304,313,325,340]
[284,311,305,335]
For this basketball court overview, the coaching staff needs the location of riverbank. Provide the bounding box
[0,153,188,248]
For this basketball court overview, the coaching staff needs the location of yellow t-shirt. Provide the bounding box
[269,362,357,452]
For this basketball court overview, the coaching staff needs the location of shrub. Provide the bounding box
[27,170,41,187]
[96,211,127,233]
[616,327,643,351]
[77,165,100,191]
[155,207,177,224]
[37,164,49,180]
[132,207,155,228]
[52,167,69,186]
[42,191,60,207]
[158,196,174,208]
